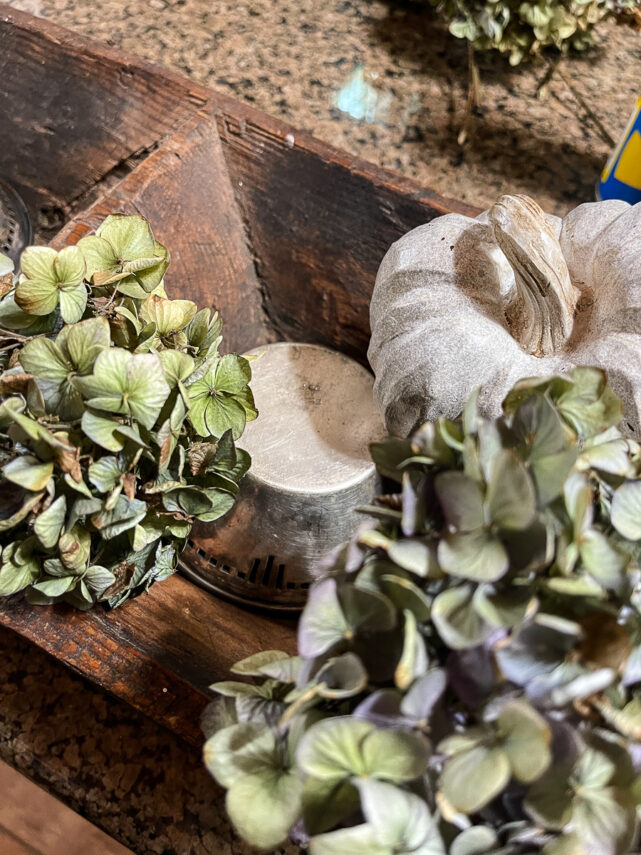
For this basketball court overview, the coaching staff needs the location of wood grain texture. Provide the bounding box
[0,574,296,748]
[0,760,133,855]
[52,113,270,352]
[0,3,209,217]
[211,94,479,361]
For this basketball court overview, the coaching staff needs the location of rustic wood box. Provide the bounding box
[0,5,473,748]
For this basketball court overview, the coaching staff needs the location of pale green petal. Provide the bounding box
[440,746,510,814]
[451,827,499,855]
[58,525,91,571]
[58,282,87,323]
[19,245,57,282]
[360,727,429,781]
[497,699,551,782]
[432,584,493,649]
[59,316,111,374]
[310,825,389,855]
[611,481,641,541]
[34,495,67,549]
[297,718,373,782]
[124,353,169,428]
[88,456,122,493]
[54,245,85,286]
[77,235,118,281]
[214,354,252,394]
[20,338,70,380]
[203,722,277,788]
[159,350,195,388]
[15,277,59,316]
[297,577,349,658]
[140,295,197,334]
[226,769,302,851]
[205,395,246,439]
[438,530,508,582]
[0,551,40,596]
[434,471,484,531]
[81,410,126,452]
[571,787,637,855]
[358,779,444,854]
[486,450,536,530]
[74,348,127,407]
[97,213,156,260]
[4,456,53,491]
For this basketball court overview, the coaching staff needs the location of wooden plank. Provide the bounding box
[0,760,133,855]
[211,94,480,361]
[52,113,270,352]
[0,4,209,217]
[0,827,38,855]
[0,574,296,748]
[0,1,476,359]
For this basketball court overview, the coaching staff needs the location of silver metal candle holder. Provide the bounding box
[0,180,32,265]
[180,342,386,610]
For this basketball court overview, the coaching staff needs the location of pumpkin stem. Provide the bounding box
[489,195,580,357]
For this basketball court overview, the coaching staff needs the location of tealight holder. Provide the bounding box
[180,342,386,610]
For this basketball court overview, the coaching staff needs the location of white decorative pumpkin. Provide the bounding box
[369,195,641,437]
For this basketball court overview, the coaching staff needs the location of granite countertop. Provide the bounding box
[7,0,641,215]
[1,2,640,853]
[0,626,300,855]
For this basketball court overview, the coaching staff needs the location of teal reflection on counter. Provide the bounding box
[332,65,392,123]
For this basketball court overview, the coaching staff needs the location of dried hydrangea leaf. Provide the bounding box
[440,744,510,814]
[3,455,53,492]
[16,245,86,322]
[140,295,197,335]
[309,823,386,855]
[187,354,255,439]
[611,481,641,540]
[33,495,67,549]
[496,700,551,783]
[74,348,169,429]
[204,722,302,850]
[79,214,168,295]
[0,542,40,595]
[297,717,429,783]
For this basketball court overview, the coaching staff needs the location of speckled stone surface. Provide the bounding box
[6,0,641,215]
[0,627,298,855]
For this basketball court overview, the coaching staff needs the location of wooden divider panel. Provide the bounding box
[0,576,296,747]
[0,4,207,218]
[52,114,270,352]
[212,96,478,360]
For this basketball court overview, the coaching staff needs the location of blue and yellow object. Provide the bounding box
[598,97,641,204]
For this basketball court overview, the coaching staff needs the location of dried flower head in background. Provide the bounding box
[422,0,641,64]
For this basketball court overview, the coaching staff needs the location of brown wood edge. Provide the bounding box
[211,92,481,220]
[0,3,210,109]
[0,2,479,221]
[0,578,210,748]
[48,109,221,247]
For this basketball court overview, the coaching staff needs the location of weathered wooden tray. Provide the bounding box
[0,4,474,748]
